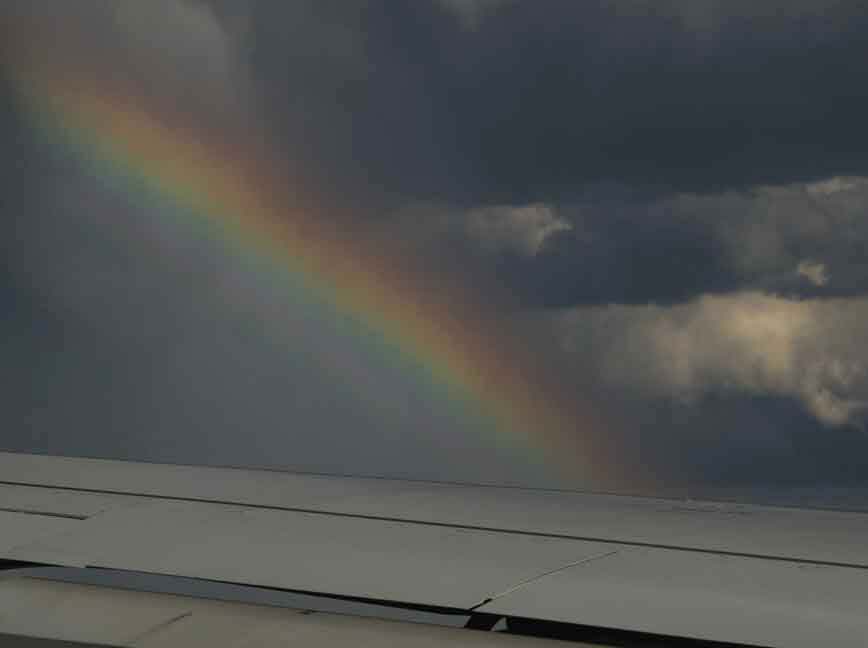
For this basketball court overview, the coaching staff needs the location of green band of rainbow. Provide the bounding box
[3,34,641,489]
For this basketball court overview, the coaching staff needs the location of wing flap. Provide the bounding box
[479,545,868,647]
[4,496,610,610]
[0,577,569,648]
[0,510,84,559]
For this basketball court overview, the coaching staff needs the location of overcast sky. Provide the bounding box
[4,1,868,498]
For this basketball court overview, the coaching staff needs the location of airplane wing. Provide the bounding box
[1,452,867,647]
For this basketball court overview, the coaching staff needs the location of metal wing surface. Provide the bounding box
[1,452,866,647]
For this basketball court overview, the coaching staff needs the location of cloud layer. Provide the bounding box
[207,0,868,205]
[559,293,868,427]
[4,1,868,493]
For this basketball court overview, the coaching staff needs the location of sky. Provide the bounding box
[3,1,868,499]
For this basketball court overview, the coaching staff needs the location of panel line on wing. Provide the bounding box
[0,506,89,521]
[3,478,868,571]
[470,550,620,609]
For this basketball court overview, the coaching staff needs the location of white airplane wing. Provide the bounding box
[1,452,867,647]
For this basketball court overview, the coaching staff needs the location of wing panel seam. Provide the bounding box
[470,550,620,609]
[0,506,88,521]
[1,479,866,571]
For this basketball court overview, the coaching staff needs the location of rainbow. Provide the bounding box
[2,22,640,489]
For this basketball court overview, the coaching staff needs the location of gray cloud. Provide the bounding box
[0,2,559,486]
[796,260,830,288]
[10,1,868,309]
[547,291,868,487]
[204,0,868,206]
[219,0,868,312]
[558,292,868,427]
[459,175,868,307]
[0,159,554,485]
[435,0,511,30]
[4,1,868,495]
[4,1,249,125]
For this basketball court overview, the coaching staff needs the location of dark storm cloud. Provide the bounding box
[216,0,868,205]
[5,0,868,497]
[626,392,868,489]
[494,199,738,307]
[205,0,868,309]
[0,4,568,487]
[549,290,868,491]
[1,72,47,322]
[8,0,868,310]
[482,178,868,307]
